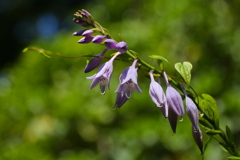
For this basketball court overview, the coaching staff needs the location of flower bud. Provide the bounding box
[82,30,94,36]
[72,29,86,36]
[84,49,107,73]
[92,35,108,44]
[78,36,93,43]
[116,41,128,53]
[104,39,117,50]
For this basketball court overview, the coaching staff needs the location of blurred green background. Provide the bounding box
[1,0,240,159]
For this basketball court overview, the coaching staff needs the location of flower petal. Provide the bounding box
[104,39,116,50]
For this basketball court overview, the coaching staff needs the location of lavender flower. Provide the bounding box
[149,70,168,117]
[115,59,142,98]
[84,49,107,73]
[163,72,184,117]
[186,96,199,130]
[116,41,128,53]
[185,95,203,152]
[87,52,121,94]
[104,39,117,50]
[163,71,184,133]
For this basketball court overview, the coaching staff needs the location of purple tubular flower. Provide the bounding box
[185,95,203,152]
[92,35,108,44]
[84,49,107,73]
[104,39,117,50]
[149,70,168,117]
[73,29,86,36]
[115,59,142,98]
[186,96,199,129]
[163,71,184,117]
[87,52,121,94]
[116,41,128,53]
[192,126,203,153]
[78,36,93,44]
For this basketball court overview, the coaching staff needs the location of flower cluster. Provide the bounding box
[73,9,203,153]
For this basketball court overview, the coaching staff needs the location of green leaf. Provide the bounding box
[174,61,192,85]
[148,55,169,63]
[206,129,221,135]
[226,125,235,144]
[199,117,213,129]
[219,142,229,153]
[198,94,219,128]
[203,136,212,153]
[228,157,240,160]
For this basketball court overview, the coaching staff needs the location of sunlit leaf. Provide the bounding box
[174,61,192,85]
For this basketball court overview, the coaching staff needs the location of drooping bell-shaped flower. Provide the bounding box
[104,39,117,50]
[87,52,121,94]
[186,96,199,129]
[149,70,168,117]
[184,93,203,153]
[115,59,142,98]
[116,41,128,53]
[163,72,184,117]
[166,85,185,116]
[163,71,184,133]
[84,49,107,73]
[92,35,108,44]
